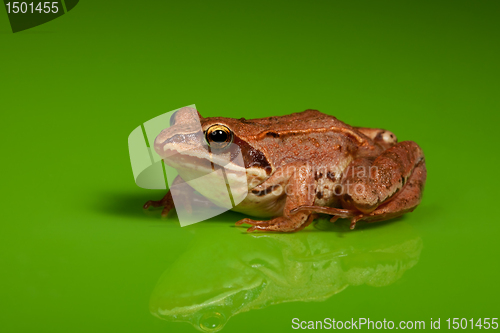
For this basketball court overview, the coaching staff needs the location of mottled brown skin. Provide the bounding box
[145,108,427,232]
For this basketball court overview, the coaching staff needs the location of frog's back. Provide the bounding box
[245,110,378,168]
[236,109,351,135]
[203,109,382,170]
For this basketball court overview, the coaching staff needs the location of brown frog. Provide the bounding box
[144,107,427,232]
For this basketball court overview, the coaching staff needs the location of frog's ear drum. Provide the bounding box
[205,125,233,150]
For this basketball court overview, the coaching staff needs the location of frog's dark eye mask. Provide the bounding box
[205,124,233,150]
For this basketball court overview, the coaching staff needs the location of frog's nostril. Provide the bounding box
[164,132,203,145]
[169,110,179,126]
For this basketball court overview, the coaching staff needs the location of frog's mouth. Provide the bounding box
[156,144,250,212]
[160,148,215,174]
[157,145,247,177]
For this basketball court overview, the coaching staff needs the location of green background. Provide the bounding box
[1,0,499,332]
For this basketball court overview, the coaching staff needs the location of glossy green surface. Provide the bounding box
[1,1,500,332]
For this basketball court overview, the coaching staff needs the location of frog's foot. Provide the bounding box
[290,205,356,218]
[288,205,384,230]
[235,218,272,233]
[143,191,175,217]
[290,206,357,223]
[236,214,314,233]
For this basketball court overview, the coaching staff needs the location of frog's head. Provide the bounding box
[154,107,273,189]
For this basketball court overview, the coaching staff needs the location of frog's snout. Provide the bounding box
[154,124,206,158]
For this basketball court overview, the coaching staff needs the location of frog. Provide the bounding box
[144,107,427,232]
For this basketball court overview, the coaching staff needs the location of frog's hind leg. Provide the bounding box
[341,141,426,229]
[350,158,427,226]
[291,156,426,229]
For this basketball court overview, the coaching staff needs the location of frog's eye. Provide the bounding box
[205,124,233,150]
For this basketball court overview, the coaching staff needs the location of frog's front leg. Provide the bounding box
[143,190,175,217]
[143,175,192,217]
[236,163,316,232]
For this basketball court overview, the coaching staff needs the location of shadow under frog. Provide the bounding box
[149,220,422,332]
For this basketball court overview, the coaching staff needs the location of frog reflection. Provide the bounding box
[150,221,422,332]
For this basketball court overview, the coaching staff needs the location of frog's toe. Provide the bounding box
[238,216,315,233]
[235,218,249,226]
[290,205,356,219]
[235,218,267,227]
[329,216,340,223]
[349,215,365,229]
[247,225,276,233]
[235,218,277,232]
[143,199,162,209]
[145,191,176,218]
